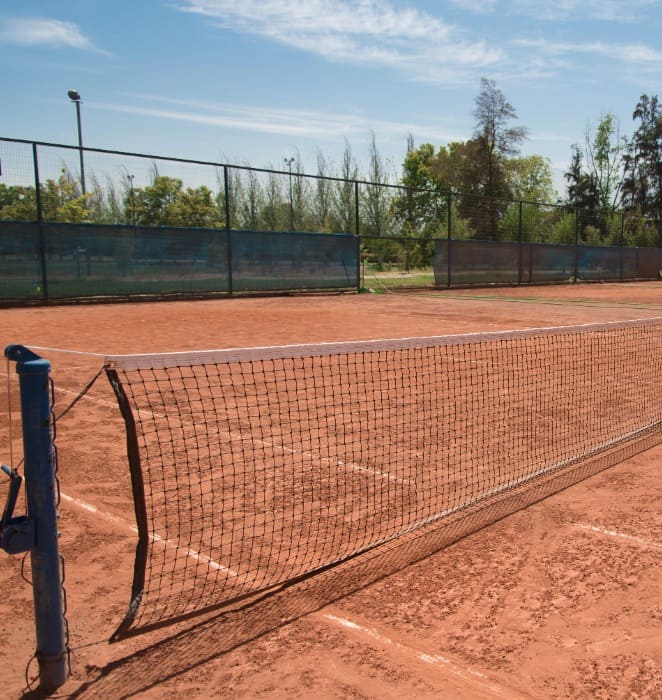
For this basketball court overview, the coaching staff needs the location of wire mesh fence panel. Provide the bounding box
[636,247,662,279]
[1,138,662,300]
[357,181,398,237]
[577,246,625,281]
[434,239,521,286]
[0,222,43,300]
[362,236,436,291]
[40,223,231,298]
[620,248,638,280]
[520,203,569,244]
[230,230,358,292]
[451,194,516,242]
[528,243,577,283]
[229,167,291,232]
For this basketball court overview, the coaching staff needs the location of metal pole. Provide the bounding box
[32,143,48,301]
[620,211,625,281]
[354,181,360,236]
[518,200,523,285]
[224,166,233,295]
[68,91,85,195]
[447,193,452,288]
[5,345,68,691]
[223,165,231,231]
[284,157,294,231]
[356,234,361,293]
[574,208,579,283]
[75,101,85,195]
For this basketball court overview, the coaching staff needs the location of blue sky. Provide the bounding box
[1,0,661,195]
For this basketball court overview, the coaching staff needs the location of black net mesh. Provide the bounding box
[106,319,662,638]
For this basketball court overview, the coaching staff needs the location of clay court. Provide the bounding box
[1,281,661,699]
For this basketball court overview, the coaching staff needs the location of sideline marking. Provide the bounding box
[54,375,410,486]
[59,492,238,577]
[320,612,520,698]
[575,523,662,550]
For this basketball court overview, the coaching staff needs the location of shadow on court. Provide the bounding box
[67,429,661,699]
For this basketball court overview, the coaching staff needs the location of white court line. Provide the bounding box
[320,612,518,698]
[575,523,662,550]
[59,492,239,577]
[55,378,411,486]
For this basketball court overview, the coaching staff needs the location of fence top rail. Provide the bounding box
[0,135,575,211]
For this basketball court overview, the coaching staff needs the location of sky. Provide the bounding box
[1,0,661,195]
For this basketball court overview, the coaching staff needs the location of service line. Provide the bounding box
[575,523,662,550]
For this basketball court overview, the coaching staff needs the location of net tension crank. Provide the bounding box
[0,464,34,554]
[2,344,43,556]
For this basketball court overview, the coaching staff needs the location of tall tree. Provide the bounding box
[564,144,600,210]
[431,140,482,195]
[585,114,624,210]
[392,142,447,237]
[622,94,662,226]
[314,149,334,231]
[363,133,392,236]
[505,154,556,203]
[565,113,625,214]
[465,78,528,238]
[335,140,358,234]
[472,78,528,200]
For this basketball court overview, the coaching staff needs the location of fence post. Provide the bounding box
[447,193,452,288]
[32,143,48,302]
[620,211,625,281]
[518,200,523,285]
[356,235,361,293]
[354,181,360,236]
[574,208,579,283]
[223,165,231,231]
[223,166,233,296]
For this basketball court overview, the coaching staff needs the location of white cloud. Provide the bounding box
[176,0,502,84]
[448,0,498,13]
[515,38,662,66]
[97,94,466,144]
[454,0,656,21]
[0,17,95,49]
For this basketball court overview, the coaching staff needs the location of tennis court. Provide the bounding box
[1,282,661,698]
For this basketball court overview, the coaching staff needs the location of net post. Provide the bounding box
[4,344,68,692]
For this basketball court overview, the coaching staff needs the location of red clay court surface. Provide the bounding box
[1,281,661,699]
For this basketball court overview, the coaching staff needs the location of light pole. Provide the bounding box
[284,157,295,231]
[67,89,86,195]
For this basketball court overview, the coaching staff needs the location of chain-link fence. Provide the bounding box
[0,136,660,303]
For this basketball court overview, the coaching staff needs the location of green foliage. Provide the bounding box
[0,184,37,221]
[0,170,92,223]
[448,201,477,240]
[497,203,521,241]
[472,78,528,202]
[622,209,659,247]
[391,143,448,240]
[506,155,556,203]
[582,224,602,245]
[0,89,658,251]
[622,94,662,223]
[130,175,221,227]
[548,212,577,245]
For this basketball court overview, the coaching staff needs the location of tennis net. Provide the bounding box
[105,317,662,638]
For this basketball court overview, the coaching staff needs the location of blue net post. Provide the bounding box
[4,345,68,691]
